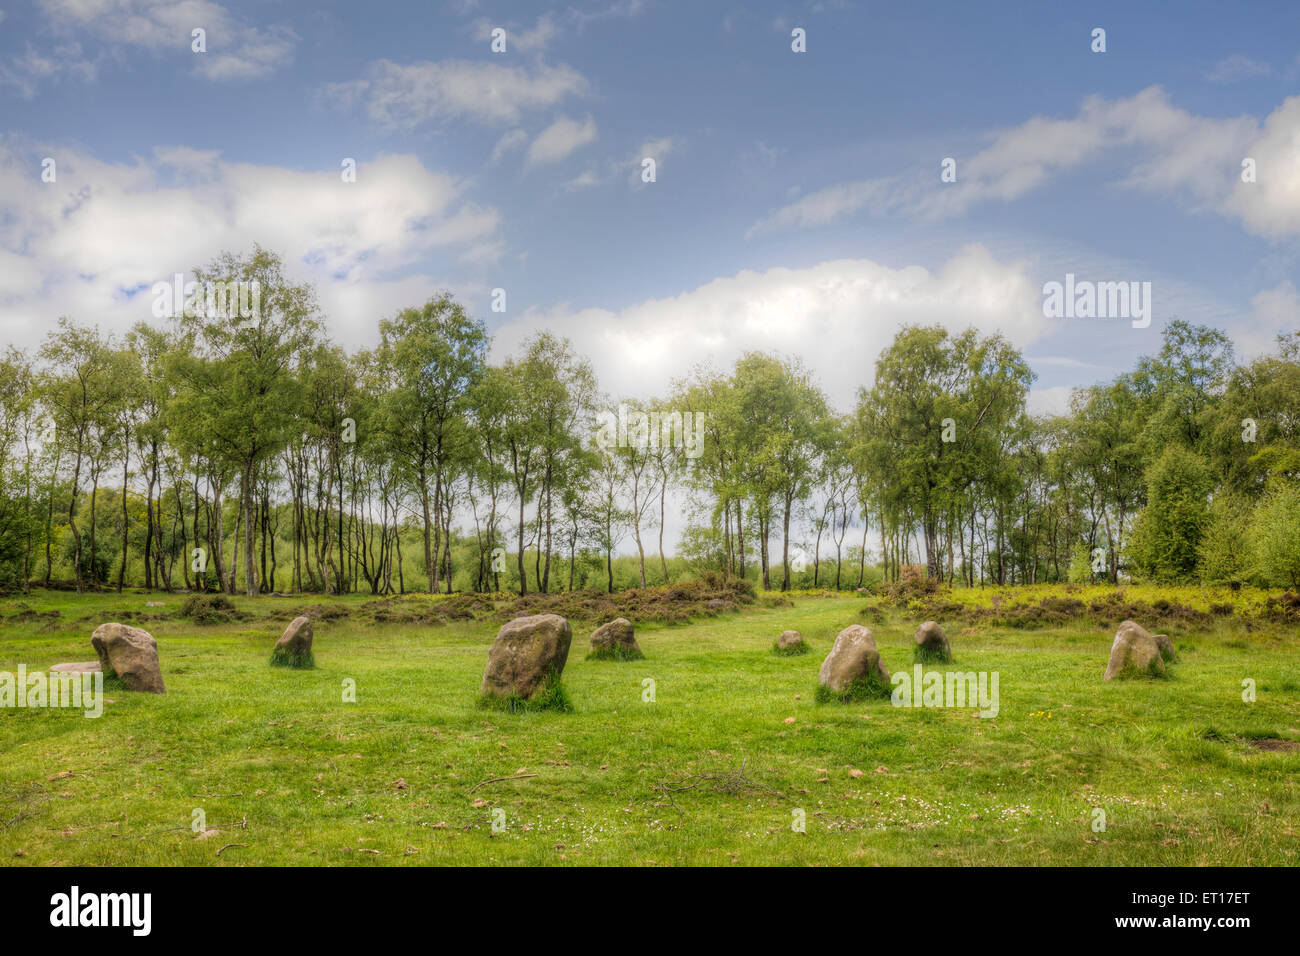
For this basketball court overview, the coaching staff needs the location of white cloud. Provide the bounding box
[560,134,680,191]
[490,129,528,164]
[572,0,648,32]
[326,59,588,130]
[196,23,297,82]
[0,42,98,98]
[1206,55,1272,84]
[490,243,1045,409]
[1234,280,1300,359]
[28,0,297,83]
[0,138,500,349]
[750,87,1294,238]
[527,114,598,166]
[561,168,604,191]
[1222,97,1300,239]
[1026,386,1073,418]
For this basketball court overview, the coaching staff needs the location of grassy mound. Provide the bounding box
[179,594,239,625]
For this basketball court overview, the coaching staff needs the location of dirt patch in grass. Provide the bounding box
[1248,738,1300,753]
[5,605,62,630]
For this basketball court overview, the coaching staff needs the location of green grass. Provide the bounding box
[913,644,953,665]
[586,645,646,662]
[0,588,1297,866]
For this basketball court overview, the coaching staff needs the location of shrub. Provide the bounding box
[1247,483,1300,588]
[179,594,237,625]
[880,564,944,605]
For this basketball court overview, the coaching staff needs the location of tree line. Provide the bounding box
[0,245,1297,596]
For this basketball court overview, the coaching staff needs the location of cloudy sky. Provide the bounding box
[1,0,1298,423]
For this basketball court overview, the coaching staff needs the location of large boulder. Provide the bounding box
[774,629,809,655]
[482,614,573,699]
[588,618,643,660]
[818,625,890,698]
[271,616,315,668]
[91,623,165,693]
[1104,620,1173,680]
[913,620,952,663]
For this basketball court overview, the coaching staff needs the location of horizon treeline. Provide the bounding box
[0,246,1298,597]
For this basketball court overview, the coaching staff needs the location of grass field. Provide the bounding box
[1,587,1297,866]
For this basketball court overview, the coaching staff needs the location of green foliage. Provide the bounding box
[1247,483,1300,588]
[2,258,1299,600]
[1128,445,1213,582]
[1198,494,1251,586]
[1067,542,1094,585]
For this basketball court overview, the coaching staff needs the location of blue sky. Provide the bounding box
[1,0,1298,415]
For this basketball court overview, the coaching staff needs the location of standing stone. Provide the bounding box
[1104,620,1171,680]
[589,618,643,660]
[91,623,165,693]
[271,616,315,668]
[913,620,952,663]
[774,629,809,655]
[818,624,890,697]
[482,614,573,699]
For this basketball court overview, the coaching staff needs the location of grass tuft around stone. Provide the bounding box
[815,671,893,704]
[479,675,574,714]
[771,639,810,657]
[913,644,952,665]
[270,648,315,669]
[586,645,645,662]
